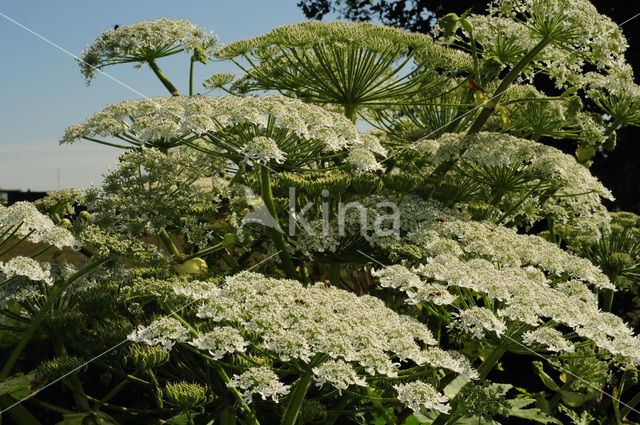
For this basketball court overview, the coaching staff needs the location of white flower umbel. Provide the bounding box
[522,327,575,353]
[241,136,286,164]
[189,271,468,409]
[412,132,613,233]
[228,366,290,404]
[173,280,219,300]
[394,381,451,414]
[450,307,507,340]
[85,147,223,239]
[128,317,190,352]
[190,326,249,360]
[79,19,217,83]
[0,202,80,250]
[61,95,382,171]
[373,265,457,306]
[312,359,367,393]
[0,257,53,285]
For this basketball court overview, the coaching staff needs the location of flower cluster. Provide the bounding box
[374,252,640,362]
[121,271,480,411]
[61,95,384,171]
[0,257,53,285]
[394,381,451,414]
[79,19,217,82]
[227,366,291,404]
[0,202,79,250]
[216,21,470,71]
[436,0,629,89]
[241,136,286,164]
[128,317,190,352]
[85,147,224,239]
[413,132,612,232]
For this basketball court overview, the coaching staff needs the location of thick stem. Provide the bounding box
[0,395,42,425]
[613,390,640,424]
[343,104,357,123]
[426,37,552,197]
[549,376,575,411]
[260,165,297,279]
[477,345,507,380]
[603,289,615,313]
[0,258,108,380]
[159,228,182,260]
[181,243,223,262]
[280,373,313,425]
[147,59,180,96]
[466,37,551,135]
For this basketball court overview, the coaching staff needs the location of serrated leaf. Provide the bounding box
[507,398,562,424]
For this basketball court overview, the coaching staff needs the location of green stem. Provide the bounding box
[260,165,296,279]
[0,257,108,381]
[27,397,73,415]
[549,376,575,411]
[343,104,357,123]
[613,390,640,424]
[477,346,507,380]
[466,37,551,135]
[603,289,615,312]
[55,341,90,411]
[159,228,182,259]
[181,243,223,262]
[147,59,180,96]
[147,370,164,409]
[189,57,195,96]
[0,395,42,425]
[94,379,130,409]
[212,363,260,425]
[281,373,313,425]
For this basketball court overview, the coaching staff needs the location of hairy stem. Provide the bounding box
[148,59,180,96]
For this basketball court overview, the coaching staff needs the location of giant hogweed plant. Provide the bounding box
[3,1,640,424]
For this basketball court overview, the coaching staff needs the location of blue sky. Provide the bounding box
[0,1,308,191]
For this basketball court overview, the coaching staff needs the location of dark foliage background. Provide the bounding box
[298,0,640,212]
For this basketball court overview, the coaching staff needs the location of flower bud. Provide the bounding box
[125,343,169,370]
[172,258,208,275]
[438,13,459,38]
[163,381,209,410]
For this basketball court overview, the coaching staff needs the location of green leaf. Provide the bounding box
[507,398,561,425]
[165,412,190,425]
[55,411,119,425]
[558,390,597,408]
[0,372,39,400]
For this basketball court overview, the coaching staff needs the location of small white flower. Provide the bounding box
[241,136,286,164]
[0,257,52,285]
[228,366,290,404]
[312,359,367,393]
[522,328,575,353]
[450,307,507,339]
[128,317,190,352]
[190,327,248,359]
[394,381,450,414]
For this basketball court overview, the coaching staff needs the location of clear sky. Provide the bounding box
[0,1,308,192]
